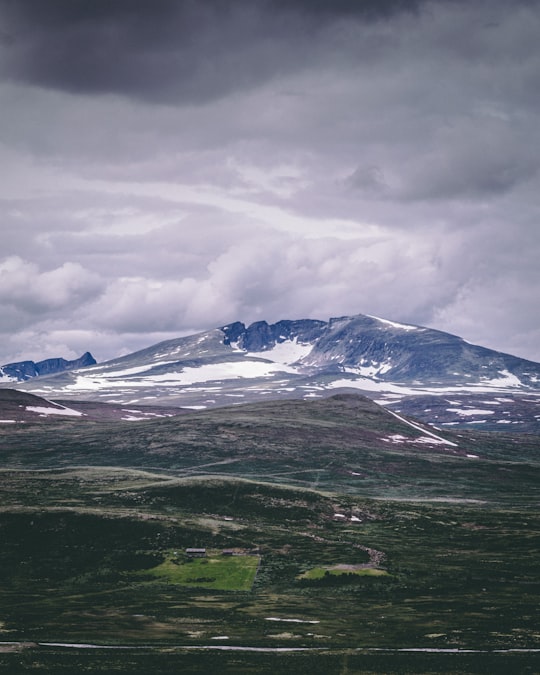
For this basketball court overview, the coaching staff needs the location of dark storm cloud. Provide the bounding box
[0,0,427,103]
[1,0,539,365]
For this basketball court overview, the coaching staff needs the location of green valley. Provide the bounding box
[0,395,539,673]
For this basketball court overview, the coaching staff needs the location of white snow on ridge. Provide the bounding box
[415,436,453,446]
[64,360,300,392]
[446,408,495,417]
[482,370,522,387]
[246,338,313,365]
[367,315,419,331]
[344,360,393,378]
[387,410,458,447]
[265,617,320,624]
[382,432,455,447]
[326,374,530,398]
[149,360,300,382]
[26,405,83,417]
[92,360,181,378]
[327,377,418,395]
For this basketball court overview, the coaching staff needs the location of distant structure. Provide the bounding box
[185,548,206,558]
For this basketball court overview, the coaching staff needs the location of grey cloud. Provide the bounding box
[0,0,457,105]
[388,117,539,201]
[0,0,310,103]
[0,0,539,364]
[76,227,464,339]
[345,165,389,197]
[0,257,104,314]
[0,257,105,345]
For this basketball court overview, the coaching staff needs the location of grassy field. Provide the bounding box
[2,646,539,674]
[0,472,539,650]
[299,566,389,580]
[1,394,539,503]
[0,395,539,672]
[140,549,260,590]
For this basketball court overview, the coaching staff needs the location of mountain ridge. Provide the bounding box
[3,313,539,430]
[0,351,96,383]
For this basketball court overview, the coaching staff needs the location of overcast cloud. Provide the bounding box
[0,0,539,364]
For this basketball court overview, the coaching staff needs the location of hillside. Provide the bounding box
[1,393,538,503]
[0,388,187,423]
[1,389,539,671]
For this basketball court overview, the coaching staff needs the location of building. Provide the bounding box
[185,548,206,558]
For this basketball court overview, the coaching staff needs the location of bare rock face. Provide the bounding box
[0,352,96,382]
[222,319,326,351]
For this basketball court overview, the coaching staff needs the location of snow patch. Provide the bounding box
[367,315,419,331]
[446,408,495,417]
[26,405,83,417]
[387,410,458,447]
[414,436,453,445]
[265,617,320,624]
[344,359,393,378]
[383,434,406,444]
[482,370,522,387]
[248,338,313,365]
[64,360,300,392]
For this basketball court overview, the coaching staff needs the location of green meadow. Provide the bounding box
[140,549,260,590]
[299,566,390,580]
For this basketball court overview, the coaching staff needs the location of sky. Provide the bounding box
[1,0,539,365]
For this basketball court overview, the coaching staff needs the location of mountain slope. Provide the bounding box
[0,389,85,422]
[223,315,540,387]
[0,388,187,423]
[0,393,538,502]
[5,314,540,430]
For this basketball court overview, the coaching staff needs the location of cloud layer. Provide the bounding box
[0,0,539,364]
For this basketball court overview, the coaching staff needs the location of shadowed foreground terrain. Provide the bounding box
[0,395,539,673]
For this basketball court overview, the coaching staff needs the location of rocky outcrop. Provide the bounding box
[1,352,96,382]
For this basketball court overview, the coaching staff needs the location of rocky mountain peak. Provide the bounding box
[0,352,97,382]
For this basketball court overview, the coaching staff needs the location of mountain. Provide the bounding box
[0,351,96,382]
[222,315,540,387]
[5,314,540,430]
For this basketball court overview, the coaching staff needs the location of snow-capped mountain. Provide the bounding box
[222,315,540,388]
[7,314,539,431]
[0,352,96,383]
